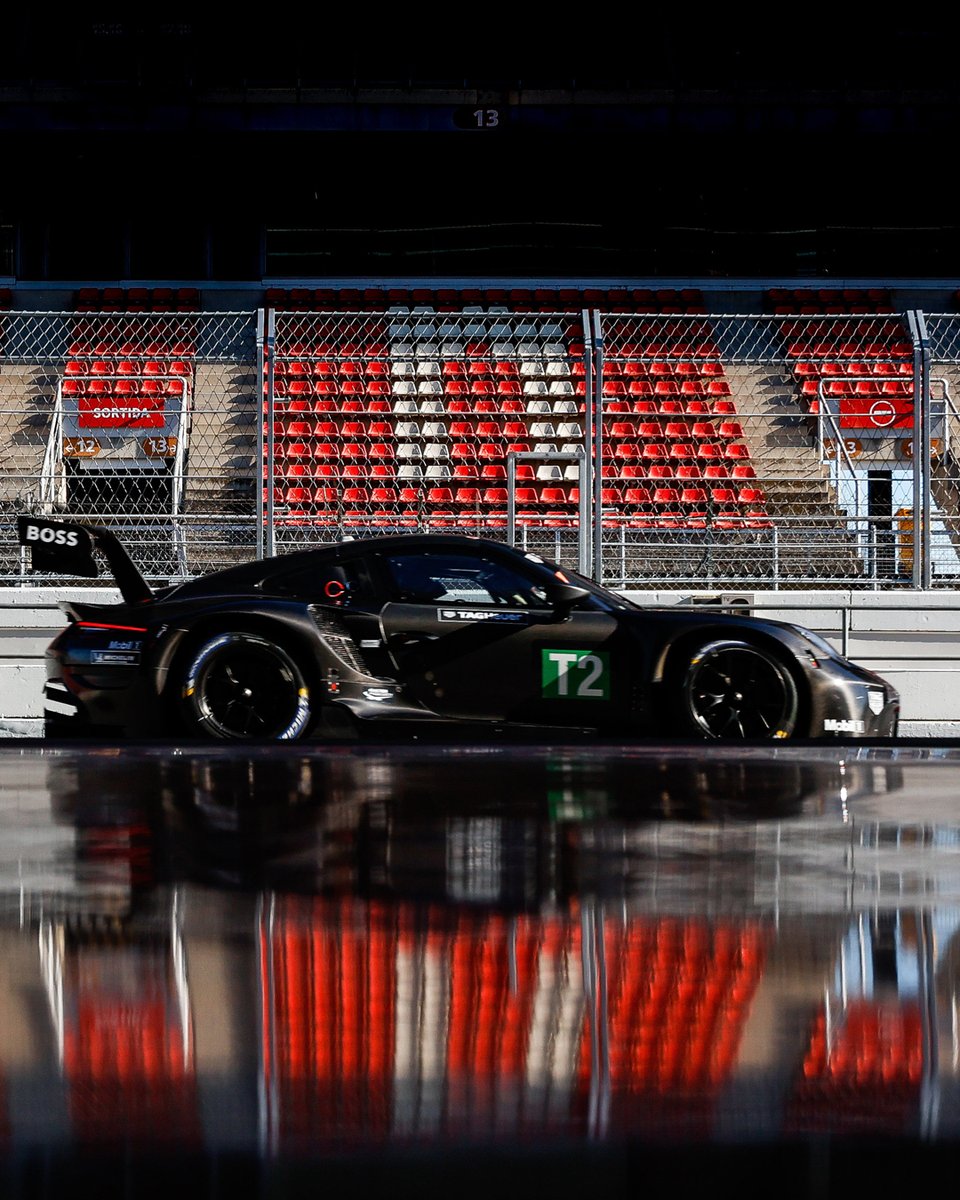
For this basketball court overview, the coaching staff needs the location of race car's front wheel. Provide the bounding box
[672,638,799,739]
[179,631,312,740]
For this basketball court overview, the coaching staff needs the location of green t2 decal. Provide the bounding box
[541,649,610,700]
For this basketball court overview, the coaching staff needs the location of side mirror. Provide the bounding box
[543,581,591,616]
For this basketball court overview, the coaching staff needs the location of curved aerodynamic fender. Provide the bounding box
[648,618,809,684]
[148,602,334,697]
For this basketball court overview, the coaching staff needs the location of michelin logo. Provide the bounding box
[23,524,80,547]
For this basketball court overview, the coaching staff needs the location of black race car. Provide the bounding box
[19,516,900,742]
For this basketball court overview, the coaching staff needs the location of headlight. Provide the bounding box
[867,688,886,715]
[792,626,838,661]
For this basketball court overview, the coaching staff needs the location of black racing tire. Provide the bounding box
[671,638,800,739]
[178,631,313,740]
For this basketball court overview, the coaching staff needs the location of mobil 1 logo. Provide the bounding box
[541,649,610,701]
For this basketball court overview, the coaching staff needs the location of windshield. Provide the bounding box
[536,557,639,611]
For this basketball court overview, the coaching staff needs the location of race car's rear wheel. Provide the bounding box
[673,638,799,739]
[179,632,312,740]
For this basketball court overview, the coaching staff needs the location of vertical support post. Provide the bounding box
[577,308,591,574]
[260,307,275,560]
[918,312,933,589]
[908,311,928,588]
[588,309,603,582]
[506,451,516,548]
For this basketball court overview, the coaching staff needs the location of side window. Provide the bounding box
[383,552,548,607]
[272,557,379,610]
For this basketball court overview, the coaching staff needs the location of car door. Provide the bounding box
[376,545,624,727]
[269,551,399,680]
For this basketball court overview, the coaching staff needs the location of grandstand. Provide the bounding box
[3,18,960,589]
[2,282,959,589]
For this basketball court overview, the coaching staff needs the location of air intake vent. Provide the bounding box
[309,608,384,677]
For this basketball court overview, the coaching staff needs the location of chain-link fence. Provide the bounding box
[3,300,957,590]
[595,311,924,588]
[266,308,591,571]
[0,310,259,582]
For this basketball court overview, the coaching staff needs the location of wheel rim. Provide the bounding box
[684,643,796,738]
[195,642,303,738]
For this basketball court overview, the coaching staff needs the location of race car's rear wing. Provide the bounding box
[17,516,153,605]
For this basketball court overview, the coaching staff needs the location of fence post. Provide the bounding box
[259,308,275,560]
[908,311,929,588]
[585,310,601,582]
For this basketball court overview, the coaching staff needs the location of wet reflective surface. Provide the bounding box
[4,738,960,1195]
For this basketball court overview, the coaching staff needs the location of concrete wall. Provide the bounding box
[0,589,121,736]
[2,587,956,737]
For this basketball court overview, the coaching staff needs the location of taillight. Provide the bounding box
[75,622,148,633]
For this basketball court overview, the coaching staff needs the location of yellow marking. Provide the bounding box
[184,686,195,697]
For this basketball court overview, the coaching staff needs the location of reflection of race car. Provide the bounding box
[20,516,900,742]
